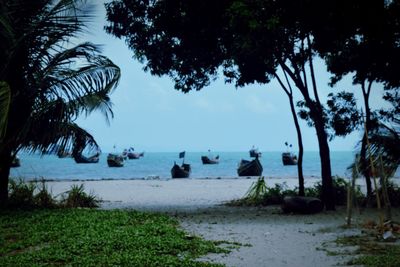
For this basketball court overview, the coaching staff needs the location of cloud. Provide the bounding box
[245,95,276,114]
[194,97,234,113]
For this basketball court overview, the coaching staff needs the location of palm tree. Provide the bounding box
[365,118,400,177]
[0,0,121,205]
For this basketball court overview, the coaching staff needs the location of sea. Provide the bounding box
[10,151,400,181]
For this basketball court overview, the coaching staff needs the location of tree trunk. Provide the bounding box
[0,149,12,207]
[288,95,305,196]
[361,85,373,202]
[360,135,372,200]
[311,105,335,210]
[278,59,334,209]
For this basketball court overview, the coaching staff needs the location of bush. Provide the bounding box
[263,183,297,205]
[305,176,365,206]
[8,179,37,209]
[227,176,366,207]
[371,180,400,207]
[34,178,57,208]
[7,179,100,209]
[60,184,100,208]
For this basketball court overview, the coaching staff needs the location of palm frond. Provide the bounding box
[366,121,400,177]
[39,43,120,103]
[21,121,98,155]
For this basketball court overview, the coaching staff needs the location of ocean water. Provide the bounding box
[10,151,399,181]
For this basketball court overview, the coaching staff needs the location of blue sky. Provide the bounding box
[75,2,388,153]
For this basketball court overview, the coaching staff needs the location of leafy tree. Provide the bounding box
[314,0,400,200]
[105,0,338,208]
[0,0,121,205]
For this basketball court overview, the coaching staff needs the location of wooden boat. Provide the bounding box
[57,150,72,158]
[74,153,100,164]
[282,152,298,165]
[171,162,191,178]
[11,157,20,168]
[201,155,219,164]
[122,147,144,159]
[127,151,144,159]
[107,153,124,167]
[249,147,262,158]
[237,157,263,176]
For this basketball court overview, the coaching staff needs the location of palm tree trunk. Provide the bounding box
[0,148,12,207]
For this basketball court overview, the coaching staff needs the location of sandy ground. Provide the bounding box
[46,178,399,267]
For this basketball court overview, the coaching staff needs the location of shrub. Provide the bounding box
[8,179,37,209]
[60,184,100,208]
[371,180,400,207]
[305,176,365,206]
[263,183,298,205]
[34,178,57,208]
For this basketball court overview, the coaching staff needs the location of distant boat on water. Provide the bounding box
[74,153,100,164]
[249,146,262,158]
[57,150,72,158]
[282,142,297,165]
[11,156,20,167]
[282,152,298,165]
[201,150,219,164]
[171,151,191,178]
[171,162,191,178]
[123,147,144,159]
[201,155,219,164]
[107,153,124,167]
[237,157,263,176]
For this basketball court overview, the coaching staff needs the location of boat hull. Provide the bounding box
[282,153,298,165]
[201,156,219,164]
[127,152,144,159]
[237,158,263,176]
[11,157,20,168]
[171,163,191,178]
[74,154,99,164]
[107,154,124,167]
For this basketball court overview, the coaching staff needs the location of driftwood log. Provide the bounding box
[281,196,324,214]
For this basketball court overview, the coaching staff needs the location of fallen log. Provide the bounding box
[281,196,324,214]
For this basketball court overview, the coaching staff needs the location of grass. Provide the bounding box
[0,209,228,266]
[333,234,400,267]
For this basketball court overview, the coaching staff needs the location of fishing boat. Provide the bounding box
[282,152,298,165]
[122,147,144,159]
[11,156,20,167]
[127,151,144,159]
[107,153,124,167]
[171,151,191,178]
[171,162,191,178]
[249,146,262,158]
[282,142,297,165]
[74,153,100,164]
[57,150,72,158]
[201,155,219,164]
[237,157,263,176]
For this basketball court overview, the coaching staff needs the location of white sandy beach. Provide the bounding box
[46,178,399,267]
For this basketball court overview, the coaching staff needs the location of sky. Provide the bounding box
[75,2,388,153]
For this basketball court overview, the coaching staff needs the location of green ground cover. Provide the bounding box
[0,209,226,266]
